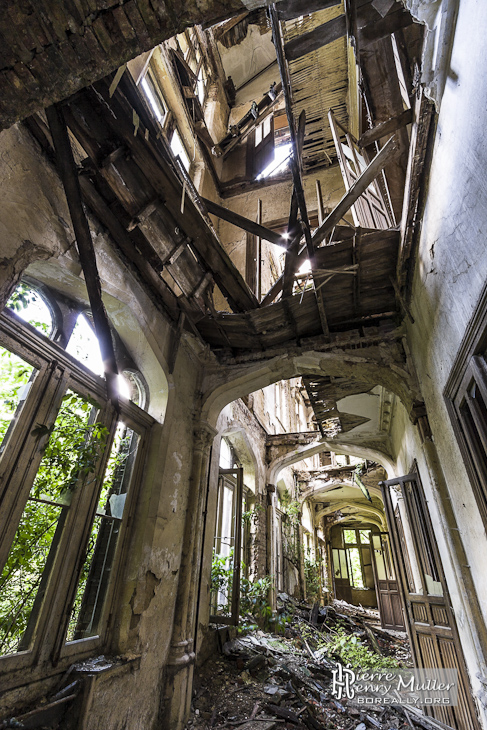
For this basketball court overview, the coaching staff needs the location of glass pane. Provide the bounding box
[0,390,102,656]
[374,542,387,581]
[66,313,104,377]
[359,530,370,544]
[263,115,272,138]
[332,548,340,578]
[7,283,53,337]
[171,130,190,171]
[339,549,348,579]
[67,423,139,642]
[0,345,36,453]
[347,548,364,588]
[343,529,356,544]
[255,123,262,147]
[140,74,166,122]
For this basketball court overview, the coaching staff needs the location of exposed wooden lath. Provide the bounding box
[283,2,349,171]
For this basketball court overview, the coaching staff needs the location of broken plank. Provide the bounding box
[359,108,413,148]
[283,110,307,298]
[201,197,288,249]
[312,134,400,248]
[360,7,414,46]
[284,14,347,62]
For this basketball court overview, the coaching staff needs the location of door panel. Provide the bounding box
[381,472,479,730]
[370,532,405,631]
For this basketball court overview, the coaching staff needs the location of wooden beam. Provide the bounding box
[256,199,263,302]
[214,11,249,39]
[46,104,119,406]
[272,6,330,335]
[359,108,413,148]
[282,110,307,298]
[270,6,314,260]
[261,225,398,306]
[312,134,400,248]
[220,90,283,158]
[260,275,284,307]
[360,8,414,46]
[79,178,180,321]
[277,0,340,22]
[284,14,347,62]
[201,197,288,249]
[316,179,325,225]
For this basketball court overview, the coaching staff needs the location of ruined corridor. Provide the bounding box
[0,1,486,729]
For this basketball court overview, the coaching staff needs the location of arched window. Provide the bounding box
[7,282,54,338]
[0,280,154,663]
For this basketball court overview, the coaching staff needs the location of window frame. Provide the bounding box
[445,283,487,532]
[0,308,154,676]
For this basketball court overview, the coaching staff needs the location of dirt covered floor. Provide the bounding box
[183,597,441,730]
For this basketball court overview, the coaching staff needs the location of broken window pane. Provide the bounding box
[67,423,139,642]
[343,529,356,544]
[0,345,36,453]
[359,529,370,544]
[0,390,101,656]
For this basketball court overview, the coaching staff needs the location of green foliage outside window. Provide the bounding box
[0,391,109,656]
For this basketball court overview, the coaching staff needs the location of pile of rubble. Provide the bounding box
[185,597,446,730]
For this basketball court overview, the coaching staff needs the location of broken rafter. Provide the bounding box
[312,134,400,248]
[214,83,283,158]
[282,110,307,298]
[359,6,414,47]
[46,103,119,407]
[201,197,288,249]
[284,14,347,62]
[270,4,329,338]
[359,108,413,148]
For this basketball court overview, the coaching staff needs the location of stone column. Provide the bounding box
[164,421,216,730]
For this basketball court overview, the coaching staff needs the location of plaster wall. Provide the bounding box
[403,0,487,699]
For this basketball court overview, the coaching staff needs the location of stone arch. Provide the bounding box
[315,500,387,529]
[266,439,396,487]
[299,477,383,503]
[201,349,418,432]
[217,422,261,495]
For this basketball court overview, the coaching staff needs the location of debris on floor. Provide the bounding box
[184,597,449,730]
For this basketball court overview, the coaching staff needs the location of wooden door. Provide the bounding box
[382,472,480,730]
[331,547,353,603]
[370,531,405,631]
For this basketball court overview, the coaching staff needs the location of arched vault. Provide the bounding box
[201,347,419,432]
